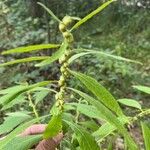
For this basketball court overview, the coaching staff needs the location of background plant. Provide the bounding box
[0,0,150,150]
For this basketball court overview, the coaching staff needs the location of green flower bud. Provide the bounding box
[58,76,65,86]
[62,16,72,26]
[63,31,71,39]
[59,23,66,32]
[63,62,69,68]
[60,66,66,73]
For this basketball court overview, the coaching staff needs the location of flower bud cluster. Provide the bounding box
[55,16,74,111]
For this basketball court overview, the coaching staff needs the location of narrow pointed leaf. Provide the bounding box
[133,85,150,94]
[63,119,100,150]
[71,0,115,31]
[43,114,62,139]
[0,56,49,67]
[141,122,150,150]
[2,44,59,55]
[0,81,50,105]
[69,70,123,116]
[2,135,42,150]
[69,88,137,150]
[69,50,142,65]
[36,41,68,67]
[38,2,61,23]
[118,98,142,110]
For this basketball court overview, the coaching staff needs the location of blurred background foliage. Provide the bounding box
[0,0,149,109]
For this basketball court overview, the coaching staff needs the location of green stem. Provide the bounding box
[131,109,150,123]
[27,92,40,123]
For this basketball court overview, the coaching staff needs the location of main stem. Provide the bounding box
[55,16,74,112]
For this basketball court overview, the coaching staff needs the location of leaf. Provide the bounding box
[71,103,105,120]
[133,85,150,94]
[69,88,138,150]
[35,41,68,67]
[93,117,128,141]
[0,112,31,135]
[0,115,50,149]
[43,114,62,139]
[79,120,99,131]
[0,81,50,105]
[1,94,26,110]
[2,44,60,55]
[141,122,150,150]
[63,119,100,150]
[37,2,61,23]
[118,98,142,110]
[71,0,115,31]
[69,50,142,65]
[34,90,50,105]
[2,135,42,150]
[0,85,26,95]
[0,56,50,67]
[69,70,123,116]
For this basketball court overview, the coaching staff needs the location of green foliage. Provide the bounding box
[35,40,68,67]
[43,114,62,139]
[118,98,142,110]
[2,44,59,55]
[2,135,42,150]
[63,120,100,150]
[69,70,123,116]
[0,1,149,150]
[141,122,150,150]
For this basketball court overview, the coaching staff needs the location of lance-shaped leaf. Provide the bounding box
[43,114,62,139]
[0,56,50,67]
[118,98,142,110]
[133,85,150,94]
[141,122,150,150]
[2,44,60,55]
[0,81,50,105]
[69,50,142,65]
[36,41,68,67]
[71,0,115,31]
[69,88,138,150]
[69,70,124,116]
[63,119,100,150]
[2,134,42,150]
[0,112,32,135]
[37,2,61,23]
[0,115,50,149]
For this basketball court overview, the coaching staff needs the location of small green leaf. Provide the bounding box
[71,0,115,31]
[69,88,137,150]
[34,90,49,105]
[69,70,123,116]
[43,114,62,139]
[93,117,128,141]
[118,98,142,110]
[63,120,100,150]
[71,103,105,120]
[37,2,61,23]
[0,56,50,67]
[133,85,150,94]
[2,44,59,55]
[141,122,150,150]
[69,50,142,65]
[36,41,68,67]
[1,94,26,110]
[2,135,42,150]
[0,112,31,135]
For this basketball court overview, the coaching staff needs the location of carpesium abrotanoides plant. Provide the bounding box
[0,0,149,149]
